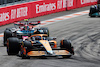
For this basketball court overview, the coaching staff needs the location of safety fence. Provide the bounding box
[0,0,97,26]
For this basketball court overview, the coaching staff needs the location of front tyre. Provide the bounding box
[7,37,20,55]
[60,39,74,58]
[21,41,32,59]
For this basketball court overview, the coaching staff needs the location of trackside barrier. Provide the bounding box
[66,0,77,10]
[0,0,67,26]
[0,0,97,26]
[76,0,97,8]
[31,0,67,17]
[67,0,97,10]
[0,2,33,26]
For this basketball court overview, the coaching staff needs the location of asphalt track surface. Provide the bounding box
[0,6,100,67]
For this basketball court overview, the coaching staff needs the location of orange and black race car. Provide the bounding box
[7,34,74,59]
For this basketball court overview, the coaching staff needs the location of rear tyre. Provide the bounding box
[4,30,12,46]
[7,37,20,55]
[60,40,74,58]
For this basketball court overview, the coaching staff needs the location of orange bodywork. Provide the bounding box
[60,40,63,45]
[54,44,57,48]
[39,40,52,51]
[27,51,45,56]
[54,50,69,55]
[23,47,26,55]
[49,40,57,48]
[27,50,70,56]
[21,45,26,55]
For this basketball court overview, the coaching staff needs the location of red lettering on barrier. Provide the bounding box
[11,9,16,19]
[33,0,66,17]
[0,12,9,22]
[17,7,28,18]
[36,3,56,14]
[57,0,62,9]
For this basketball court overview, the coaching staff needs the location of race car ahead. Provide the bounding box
[4,20,49,46]
[7,34,74,59]
[89,4,100,17]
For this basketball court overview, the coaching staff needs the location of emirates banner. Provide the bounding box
[67,0,77,10]
[0,2,32,26]
[32,0,67,17]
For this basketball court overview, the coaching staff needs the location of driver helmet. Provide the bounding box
[24,19,29,22]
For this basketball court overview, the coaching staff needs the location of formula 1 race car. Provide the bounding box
[4,20,49,46]
[89,4,100,17]
[6,34,74,59]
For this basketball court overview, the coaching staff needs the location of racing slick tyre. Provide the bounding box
[21,41,32,59]
[40,27,49,36]
[4,30,12,46]
[23,41,33,50]
[60,40,74,58]
[7,37,20,55]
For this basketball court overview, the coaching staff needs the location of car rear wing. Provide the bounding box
[14,21,40,26]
